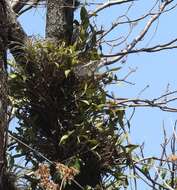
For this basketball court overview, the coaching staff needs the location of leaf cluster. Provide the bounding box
[8,37,136,189]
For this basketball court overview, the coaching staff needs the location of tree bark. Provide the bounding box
[0,1,28,189]
[46,0,74,43]
[6,0,28,64]
[0,0,8,188]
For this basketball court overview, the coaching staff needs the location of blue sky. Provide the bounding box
[14,0,177,189]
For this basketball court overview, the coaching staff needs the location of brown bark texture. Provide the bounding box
[46,0,74,42]
[6,0,27,64]
[0,0,8,189]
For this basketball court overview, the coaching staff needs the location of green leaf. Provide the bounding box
[95,122,103,132]
[9,73,17,79]
[55,62,60,68]
[117,110,125,128]
[64,69,71,78]
[59,135,69,145]
[84,82,88,92]
[59,130,74,144]
[125,144,139,153]
[106,66,122,73]
[161,171,167,179]
[80,7,89,29]
[8,155,15,168]
[72,158,81,171]
[88,139,98,145]
[80,6,88,21]
[80,83,88,96]
[80,100,90,105]
[141,165,149,174]
[91,143,100,151]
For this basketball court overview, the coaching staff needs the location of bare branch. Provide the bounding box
[11,0,30,13]
[134,165,170,190]
[10,0,44,14]
[102,37,177,58]
[106,90,177,112]
[89,0,136,18]
[99,0,174,66]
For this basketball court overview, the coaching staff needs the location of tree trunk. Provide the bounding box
[0,64,7,190]
[45,1,101,189]
[46,0,74,43]
[0,0,8,188]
